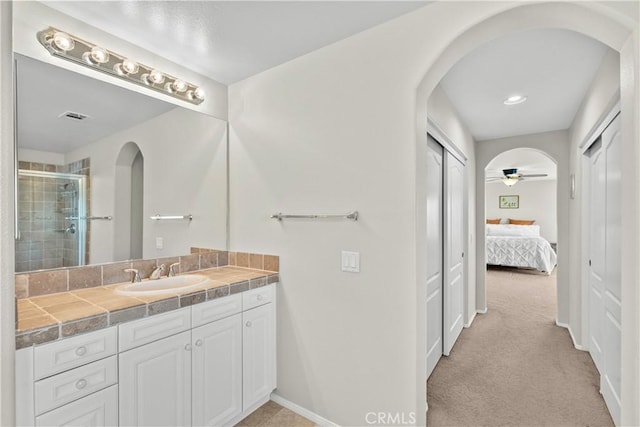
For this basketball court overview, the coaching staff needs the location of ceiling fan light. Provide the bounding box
[502,176,519,186]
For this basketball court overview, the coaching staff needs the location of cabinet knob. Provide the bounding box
[185,344,192,351]
[75,379,87,389]
[75,346,87,356]
[257,295,264,301]
[245,321,252,327]
[195,339,203,347]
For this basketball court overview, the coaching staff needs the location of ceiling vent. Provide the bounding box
[58,111,90,121]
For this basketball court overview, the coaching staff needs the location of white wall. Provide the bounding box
[66,107,227,264]
[568,48,620,348]
[17,148,64,166]
[485,180,557,243]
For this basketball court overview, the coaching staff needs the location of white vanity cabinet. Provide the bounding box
[16,327,119,427]
[192,313,243,426]
[16,284,277,427]
[242,303,276,411]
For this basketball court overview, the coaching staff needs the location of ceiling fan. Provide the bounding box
[486,168,548,186]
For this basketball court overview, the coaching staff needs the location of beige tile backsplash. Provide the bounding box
[15,248,279,299]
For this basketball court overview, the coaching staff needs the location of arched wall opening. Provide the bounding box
[415,3,637,426]
[484,147,559,300]
[114,141,144,261]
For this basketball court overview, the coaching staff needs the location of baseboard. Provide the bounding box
[555,320,588,352]
[270,393,339,427]
[477,307,488,314]
[464,311,477,328]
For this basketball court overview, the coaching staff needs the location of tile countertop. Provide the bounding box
[16,266,279,350]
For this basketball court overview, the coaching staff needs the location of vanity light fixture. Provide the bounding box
[37,27,205,105]
[503,94,527,105]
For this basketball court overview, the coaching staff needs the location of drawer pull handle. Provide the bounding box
[195,339,203,347]
[246,321,252,327]
[257,295,264,301]
[75,379,87,389]
[185,344,192,351]
[75,346,87,356]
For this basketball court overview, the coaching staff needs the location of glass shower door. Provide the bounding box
[15,170,87,272]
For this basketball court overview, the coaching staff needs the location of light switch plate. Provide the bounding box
[156,237,164,249]
[341,251,360,273]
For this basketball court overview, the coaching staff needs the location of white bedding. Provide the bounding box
[485,225,557,273]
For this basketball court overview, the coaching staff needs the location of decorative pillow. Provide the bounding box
[509,219,535,225]
[486,218,501,224]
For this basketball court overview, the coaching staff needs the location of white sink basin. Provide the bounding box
[114,274,213,296]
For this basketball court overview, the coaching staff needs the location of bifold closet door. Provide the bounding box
[443,151,465,356]
[426,136,443,378]
[588,113,621,425]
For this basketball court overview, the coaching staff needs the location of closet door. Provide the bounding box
[588,113,621,426]
[443,152,465,356]
[426,136,443,377]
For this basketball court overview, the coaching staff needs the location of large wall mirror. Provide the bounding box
[15,53,228,273]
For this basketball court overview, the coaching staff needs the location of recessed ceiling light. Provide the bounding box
[504,95,527,105]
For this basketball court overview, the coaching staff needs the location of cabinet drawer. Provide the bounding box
[242,284,274,311]
[35,356,117,415]
[36,385,117,427]
[34,327,117,380]
[119,307,191,352]
[192,294,242,327]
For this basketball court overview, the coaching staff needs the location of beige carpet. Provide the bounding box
[427,266,614,427]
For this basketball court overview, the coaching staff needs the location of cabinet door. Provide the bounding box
[36,385,117,427]
[192,313,242,426]
[119,331,192,427]
[243,303,276,411]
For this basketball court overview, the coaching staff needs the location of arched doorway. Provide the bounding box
[415,3,638,425]
[114,142,144,261]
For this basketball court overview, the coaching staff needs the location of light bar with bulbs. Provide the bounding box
[37,27,205,105]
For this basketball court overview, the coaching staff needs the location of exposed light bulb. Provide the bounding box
[149,70,165,84]
[122,59,139,74]
[172,79,188,93]
[52,32,75,51]
[90,46,110,64]
[193,87,205,100]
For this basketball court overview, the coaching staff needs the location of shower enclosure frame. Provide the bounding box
[16,169,88,269]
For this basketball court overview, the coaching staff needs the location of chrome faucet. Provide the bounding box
[124,268,141,283]
[150,264,166,280]
[168,262,180,277]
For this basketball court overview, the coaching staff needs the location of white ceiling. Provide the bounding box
[17,54,175,153]
[440,28,611,141]
[486,148,557,183]
[44,1,430,84]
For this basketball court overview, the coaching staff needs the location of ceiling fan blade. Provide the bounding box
[485,177,503,181]
[520,173,548,178]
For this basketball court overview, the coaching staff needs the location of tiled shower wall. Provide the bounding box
[16,159,90,272]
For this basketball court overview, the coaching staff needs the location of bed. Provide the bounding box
[485,224,557,274]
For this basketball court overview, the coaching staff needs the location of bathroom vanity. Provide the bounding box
[15,266,277,427]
